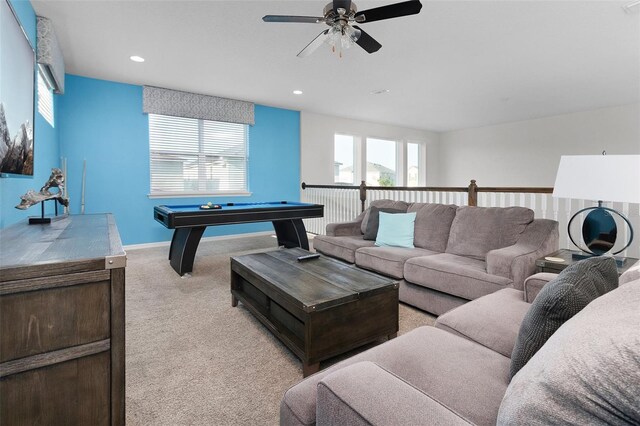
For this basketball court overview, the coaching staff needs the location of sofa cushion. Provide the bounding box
[360,200,409,234]
[408,203,458,252]
[446,206,534,260]
[312,235,375,264]
[363,206,406,240]
[356,246,438,279]
[399,281,468,316]
[620,259,640,285]
[375,212,416,248]
[435,288,530,358]
[510,256,618,378]
[404,253,512,301]
[281,326,510,426]
[317,362,471,426]
[498,280,640,425]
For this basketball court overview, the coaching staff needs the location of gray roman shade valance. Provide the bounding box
[142,86,255,125]
[36,16,65,94]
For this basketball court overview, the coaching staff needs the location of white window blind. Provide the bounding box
[37,69,54,127]
[149,114,248,196]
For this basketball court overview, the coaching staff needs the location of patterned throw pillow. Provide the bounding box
[510,256,618,379]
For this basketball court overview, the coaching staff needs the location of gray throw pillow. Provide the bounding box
[363,206,405,240]
[510,256,618,379]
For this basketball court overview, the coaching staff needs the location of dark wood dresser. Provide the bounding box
[0,214,126,426]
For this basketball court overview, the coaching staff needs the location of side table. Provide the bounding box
[535,248,639,276]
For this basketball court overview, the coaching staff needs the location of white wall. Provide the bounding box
[301,111,440,186]
[437,103,640,187]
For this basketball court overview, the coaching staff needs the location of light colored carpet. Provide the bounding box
[125,235,435,425]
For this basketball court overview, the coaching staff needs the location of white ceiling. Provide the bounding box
[32,0,640,132]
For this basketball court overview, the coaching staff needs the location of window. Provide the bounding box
[149,114,248,196]
[407,142,420,186]
[37,68,54,127]
[366,138,397,186]
[334,134,355,184]
[330,134,426,187]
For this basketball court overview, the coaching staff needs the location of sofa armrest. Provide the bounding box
[524,272,558,303]
[486,219,559,291]
[317,361,471,426]
[326,220,363,237]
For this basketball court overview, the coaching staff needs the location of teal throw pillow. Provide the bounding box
[375,212,416,248]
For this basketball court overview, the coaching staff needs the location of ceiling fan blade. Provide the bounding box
[297,29,330,58]
[352,26,382,54]
[333,0,352,13]
[354,0,422,24]
[262,15,324,23]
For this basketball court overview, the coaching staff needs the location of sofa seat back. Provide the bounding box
[408,203,458,252]
[446,206,534,260]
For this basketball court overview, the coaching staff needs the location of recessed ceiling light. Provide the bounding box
[293,90,303,95]
[371,89,390,95]
[130,55,145,63]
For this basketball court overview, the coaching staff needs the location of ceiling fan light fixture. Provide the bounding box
[264,0,423,57]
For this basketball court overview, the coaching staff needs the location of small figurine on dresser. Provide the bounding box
[15,167,69,224]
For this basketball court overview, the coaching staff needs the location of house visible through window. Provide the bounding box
[366,138,397,186]
[148,114,248,196]
[37,68,54,127]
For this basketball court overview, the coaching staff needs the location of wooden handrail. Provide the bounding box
[301,180,554,211]
[476,187,554,193]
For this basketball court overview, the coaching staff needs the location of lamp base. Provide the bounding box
[571,252,627,268]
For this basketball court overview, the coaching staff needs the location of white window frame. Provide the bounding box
[364,136,400,187]
[333,133,358,185]
[332,134,427,187]
[147,114,251,198]
[405,140,427,187]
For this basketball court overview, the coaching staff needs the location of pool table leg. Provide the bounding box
[272,219,310,250]
[169,226,206,275]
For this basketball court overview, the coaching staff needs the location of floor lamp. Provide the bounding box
[552,154,640,261]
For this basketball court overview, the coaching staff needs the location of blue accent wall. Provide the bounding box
[0,0,60,228]
[58,75,301,245]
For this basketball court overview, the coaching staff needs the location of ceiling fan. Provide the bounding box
[263,0,423,57]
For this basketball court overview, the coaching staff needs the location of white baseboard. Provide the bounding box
[124,231,276,251]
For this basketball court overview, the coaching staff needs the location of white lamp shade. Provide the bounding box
[553,155,640,203]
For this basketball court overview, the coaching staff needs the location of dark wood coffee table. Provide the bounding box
[230,248,399,376]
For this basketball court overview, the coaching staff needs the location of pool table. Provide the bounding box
[154,201,324,275]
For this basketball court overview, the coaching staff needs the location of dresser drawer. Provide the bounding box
[0,351,111,426]
[0,280,111,363]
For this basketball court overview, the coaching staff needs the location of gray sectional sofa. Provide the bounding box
[313,200,559,315]
[280,262,640,425]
